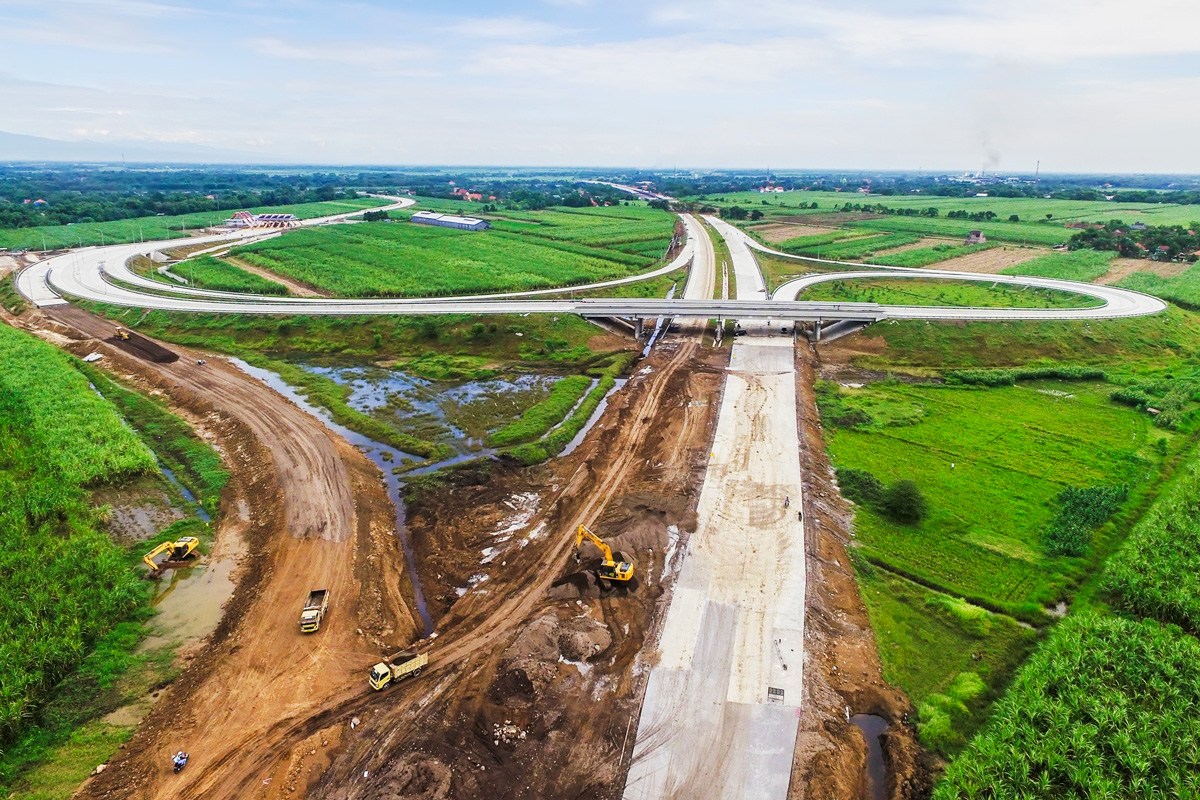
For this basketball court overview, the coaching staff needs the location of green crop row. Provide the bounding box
[486,375,593,447]
[1102,456,1200,631]
[934,614,1200,799]
[0,324,155,744]
[165,256,288,296]
[869,243,996,268]
[1000,249,1115,282]
[509,353,636,464]
[786,232,921,260]
[229,220,661,298]
[0,198,388,251]
[775,230,873,253]
[848,217,1071,247]
[1119,263,1200,309]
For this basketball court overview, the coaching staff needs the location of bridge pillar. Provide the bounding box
[813,319,823,342]
[635,317,645,339]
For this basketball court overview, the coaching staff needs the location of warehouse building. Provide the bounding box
[410,210,491,231]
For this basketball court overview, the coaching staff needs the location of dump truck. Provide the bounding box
[142,536,200,578]
[575,525,634,582]
[368,651,428,690]
[300,589,330,633]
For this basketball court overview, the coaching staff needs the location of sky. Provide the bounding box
[2,0,1200,171]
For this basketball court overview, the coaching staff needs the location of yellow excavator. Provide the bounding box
[575,525,634,582]
[142,536,200,578]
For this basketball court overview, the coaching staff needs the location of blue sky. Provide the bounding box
[2,0,1199,171]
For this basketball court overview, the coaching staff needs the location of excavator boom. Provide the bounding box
[575,525,634,582]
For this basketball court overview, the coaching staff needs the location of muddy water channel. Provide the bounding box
[299,363,560,461]
[851,713,889,800]
[230,359,576,636]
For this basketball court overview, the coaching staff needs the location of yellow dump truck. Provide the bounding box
[368,651,428,690]
[300,589,330,634]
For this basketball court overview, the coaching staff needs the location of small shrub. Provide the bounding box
[837,468,884,506]
[882,480,927,524]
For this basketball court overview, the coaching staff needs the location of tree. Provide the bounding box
[1009,214,1020,222]
[882,480,927,524]
[750,209,764,220]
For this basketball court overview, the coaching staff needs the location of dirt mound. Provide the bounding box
[370,754,452,800]
[497,611,612,699]
[557,615,612,661]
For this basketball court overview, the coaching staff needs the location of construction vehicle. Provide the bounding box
[299,589,330,634]
[114,327,130,340]
[142,536,200,577]
[368,650,428,690]
[575,525,634,582]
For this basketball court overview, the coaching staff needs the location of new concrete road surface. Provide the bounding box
[623,217,805,800]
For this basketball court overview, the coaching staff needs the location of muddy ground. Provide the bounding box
[305,337,729,799]
[789,343,935,800]
[6,294,936,799]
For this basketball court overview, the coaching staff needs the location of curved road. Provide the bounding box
[16,204,1166,323]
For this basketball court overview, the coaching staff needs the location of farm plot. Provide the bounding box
[934,613,1200,799]
[800,278,1101,309]
[0,323,155,745]
[823,381,1157,617]
[0,198,388,251]
[227,208,674,297]
[154,255,289,295]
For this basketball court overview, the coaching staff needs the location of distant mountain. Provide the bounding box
[0,130,276,164]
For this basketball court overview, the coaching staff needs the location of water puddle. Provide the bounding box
[560,378,629,457]
[141,529,243,651]
[851,714,889,800]
[230,358,450,636]
[299,363,559,458]
[157,459,210,522]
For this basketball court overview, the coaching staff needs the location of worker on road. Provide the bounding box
[783,495,790,509]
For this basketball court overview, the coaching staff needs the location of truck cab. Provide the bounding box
[368,663,393,691]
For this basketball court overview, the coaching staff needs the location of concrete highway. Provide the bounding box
[623,216,806,800]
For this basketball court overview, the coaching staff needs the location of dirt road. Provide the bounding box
[26,306,419,800]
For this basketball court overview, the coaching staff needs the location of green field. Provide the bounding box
[224,206,675,298]
[831,305,1200,374]
[0,323,154,741]
[800,278,1102,309]
[1118,262,1200,309]
[856,562,1037,753]
[934,614,1200,799]
[155,255,289,295]
[702,190,1200,227]
[998,249,1115,282]
[824,380,1159,617]
[0,198,389,251]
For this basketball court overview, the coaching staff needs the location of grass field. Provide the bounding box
[832,305,1200,374]
[800,278,1102,309]
[225,207,675,298]
[0,198,388,251]
[700,190,1200,228]
[824,380,1159,617]
[856,561,1037,753]
[155,255,289,296]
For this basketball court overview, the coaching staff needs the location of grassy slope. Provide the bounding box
[158,255,289,295]
[0,198,388,250]
[800,279,1101,309]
